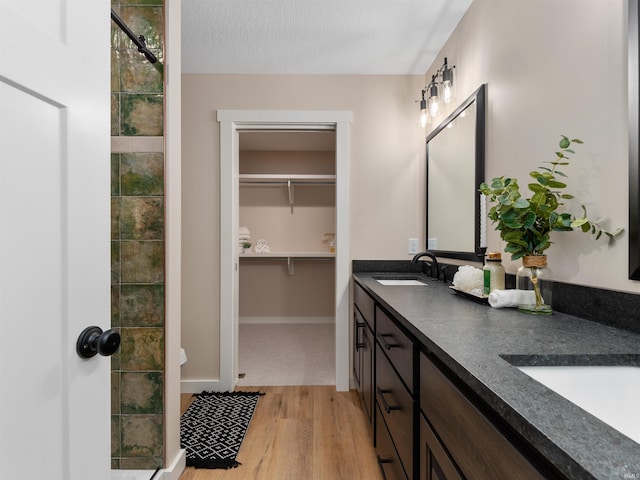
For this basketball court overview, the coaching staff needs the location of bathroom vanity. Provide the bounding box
[352,271,640,480]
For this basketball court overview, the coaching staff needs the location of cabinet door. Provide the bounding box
[420,414,463,480]
[376,406,409,480]
[377,345,413,478]
[353,309,365,389]
[354,282,375,328]
[420,353,546,480]
[361,322,374,425]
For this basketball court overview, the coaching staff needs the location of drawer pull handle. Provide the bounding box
[377,387,401,413]
[377,333,398,350]
[355,321,365,350]
[376,455,391,480]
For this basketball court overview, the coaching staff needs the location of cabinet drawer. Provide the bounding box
[377,346,413,478]
[376,406,408,480]
[420,413,463,480]
[420,353,545,480]
[376,306,414,392]
[354,282,374,329]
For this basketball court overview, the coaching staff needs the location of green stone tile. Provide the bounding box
[111,94,120,136]
[120,456,163,470]
[119,48,164,93]
[111,343,121,371]
[111,241,121,284]
[121,414,163,457]
[111,49,121,92]
[112,285,121,327]
[120,327,164,370]
[121,372,163,414]
[121,284,164,327]
[111,197,121,240]
[111,153,120,196]
[120,6,164,50]
[111,371,121,414]
[120,153,164,196]
[121,94,163,136]
[111,415,121,457]
[120,241,164,283]
[120,197,164,240]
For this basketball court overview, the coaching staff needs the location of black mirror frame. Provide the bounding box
[629,0,640,279]
[425,83,487,262]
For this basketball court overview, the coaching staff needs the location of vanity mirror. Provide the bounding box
[426,83,486,261]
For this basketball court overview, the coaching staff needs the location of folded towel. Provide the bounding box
[254,239,270,253]
[488,289,537,308]
[238,226,250,235]
[238,234,251,240]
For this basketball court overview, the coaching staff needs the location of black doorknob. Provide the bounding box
[76,326,121,359]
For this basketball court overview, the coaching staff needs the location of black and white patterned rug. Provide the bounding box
[180,391,263,469]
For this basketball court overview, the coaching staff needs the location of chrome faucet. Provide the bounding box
[411,251,439,280]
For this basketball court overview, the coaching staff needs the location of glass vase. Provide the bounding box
[516,255,553,315]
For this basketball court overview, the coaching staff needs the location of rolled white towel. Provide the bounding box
[488,289,537,308]
[238,226,251,235]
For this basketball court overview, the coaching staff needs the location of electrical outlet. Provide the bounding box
[428,238,438,250]
[408,238,419,254]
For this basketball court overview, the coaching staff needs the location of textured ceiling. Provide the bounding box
[181,0,473,75]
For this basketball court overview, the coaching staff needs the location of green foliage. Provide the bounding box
[479,136,622,260]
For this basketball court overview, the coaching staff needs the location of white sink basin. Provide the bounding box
[375,279,427,286]
[517,365,640,444]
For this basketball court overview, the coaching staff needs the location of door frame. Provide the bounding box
[218,110,352,391]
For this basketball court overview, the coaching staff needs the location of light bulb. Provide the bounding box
[420,108,427,128]
[442,80,453,104]
[429,96,439,117]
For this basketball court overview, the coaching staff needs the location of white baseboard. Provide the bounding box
[156,449,185,480]
[239,316,335,324]
[180,379,224,394]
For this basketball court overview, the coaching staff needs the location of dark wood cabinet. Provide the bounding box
[375,304,416,480]
[352,278,551,480]
[420,353,546,480]
[376,404,409,480]
[376,344,414,478]
[353,282,374,425]
[419,413,463,480]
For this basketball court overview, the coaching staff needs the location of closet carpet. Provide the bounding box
[237,323,335,386]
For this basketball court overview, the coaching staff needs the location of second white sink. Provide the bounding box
[517,365,640,445]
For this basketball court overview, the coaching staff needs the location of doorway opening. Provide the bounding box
[218,110,352,392]
[236,129,336,386]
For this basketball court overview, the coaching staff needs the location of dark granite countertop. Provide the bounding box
[353,272,640,480]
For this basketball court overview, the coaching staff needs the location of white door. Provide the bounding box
[0,1,111,479]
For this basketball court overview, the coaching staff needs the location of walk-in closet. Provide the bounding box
[237,130,337,386]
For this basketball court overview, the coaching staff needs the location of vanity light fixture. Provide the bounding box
[418,57,456,127]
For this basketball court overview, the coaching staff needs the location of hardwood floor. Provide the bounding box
[179,386,383,480]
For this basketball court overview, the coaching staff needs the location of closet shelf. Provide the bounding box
[239,174,336,185]
[239,252,335,275]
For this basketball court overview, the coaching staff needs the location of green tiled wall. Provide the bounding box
[111,0,165,470]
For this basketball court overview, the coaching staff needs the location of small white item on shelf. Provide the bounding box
[488,289,537,308]
[254,239,270,253]
[452,265,484,293]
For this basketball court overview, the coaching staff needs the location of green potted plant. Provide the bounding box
[242,241,252,254]
[479,135,622,313]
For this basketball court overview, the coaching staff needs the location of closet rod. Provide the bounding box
[111,9,158,64]
[238,181,335,186]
